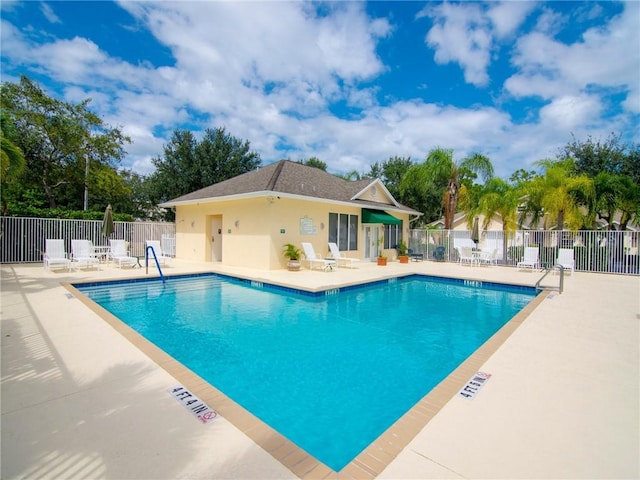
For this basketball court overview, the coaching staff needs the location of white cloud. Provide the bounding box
[539,94,603,129]
[533,6,567,35]
[506,3,640,113]
[419,1,534,87]
[421,3,492,87]
[486,1,536,38]
[40,2,61,24]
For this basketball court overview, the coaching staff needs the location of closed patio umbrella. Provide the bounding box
[471,217,480,246]
[102,204,115,238]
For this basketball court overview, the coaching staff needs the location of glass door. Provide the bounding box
[363,225,381,261]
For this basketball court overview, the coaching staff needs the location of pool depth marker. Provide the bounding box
[168,385,218,424]
[457,371,491,400]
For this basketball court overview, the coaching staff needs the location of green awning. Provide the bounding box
[361,208,402,225]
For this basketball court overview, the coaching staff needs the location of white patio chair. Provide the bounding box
[44,239,71,271]
[301,243,336,271]
[517,247,540,272]
[71,239,100,270]
[479,248,498,266]
[146,240,170,266]
[556,248,575,275]
[457,246,475,265]
[109,239,137,268]
[327,242,360,268]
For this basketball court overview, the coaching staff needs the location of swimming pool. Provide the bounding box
[74,274,536,471]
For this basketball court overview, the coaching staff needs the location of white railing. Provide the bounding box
[408,228,639,275]
[2,217,637,275]
[0,216,175,264]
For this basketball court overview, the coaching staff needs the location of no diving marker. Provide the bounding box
[457,372,492,400]
[168,386,218,424]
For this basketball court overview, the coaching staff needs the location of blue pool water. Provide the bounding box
[75,274,536,471]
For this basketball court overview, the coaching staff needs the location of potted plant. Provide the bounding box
[377,237,387,266]
[397,240,409,263]
[283,243,302,271]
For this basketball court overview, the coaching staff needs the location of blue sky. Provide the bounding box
[1,1,638,179]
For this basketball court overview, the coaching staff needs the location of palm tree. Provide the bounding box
[339,170,363,181]
[616,177,640,231]
[524,159,595,230]
[425,148,494,229]
[594,172,640,230]
[471,178,521,264]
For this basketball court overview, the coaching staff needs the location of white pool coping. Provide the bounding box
[2,260,638,479]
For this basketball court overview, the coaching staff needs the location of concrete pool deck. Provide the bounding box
[1,260,638,479]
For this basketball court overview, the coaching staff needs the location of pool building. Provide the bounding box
[160,160,421,269]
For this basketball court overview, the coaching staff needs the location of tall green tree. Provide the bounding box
[620,143,640,185]
[338,170,363,180]
[559,133,627,178]
[423,148,494,229]
[297,157,327,171]
[369,156,413,200]
[471,178,521,262]
[367,161,383,180]
[594,172,640,230]
[522,159,594,230]
[145,127,261,219]
[472,178,521,232]
[399,163,443,225]
[147,129,199,203]
[616,177,640,231]
[1,75,130,210]
[1,115,26,214]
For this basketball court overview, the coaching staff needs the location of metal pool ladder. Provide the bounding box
[145,245,166,284]
[535,265,564,294]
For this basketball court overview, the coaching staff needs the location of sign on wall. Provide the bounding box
[300,216,317,235]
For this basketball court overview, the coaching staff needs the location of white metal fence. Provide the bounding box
[2,217,637,275]
[408,228,639,275]
[0,217,176,264]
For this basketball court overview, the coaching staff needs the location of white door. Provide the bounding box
[363,225,381,261]
[210,216,222,262]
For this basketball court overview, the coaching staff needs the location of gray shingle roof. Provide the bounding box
[162,160,420,215]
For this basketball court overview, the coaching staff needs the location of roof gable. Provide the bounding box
[351,179,399,207]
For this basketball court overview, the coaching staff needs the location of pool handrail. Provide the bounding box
[145,245,166,284]
[535,265,563,294]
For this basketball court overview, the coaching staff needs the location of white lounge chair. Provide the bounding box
[71,239,100,270]
[109,239,137,268]
[328,242,360,268]
[146,240,169,266]
[517,247,539,272]
[44,239,71,271]
[556,248,575,275]
[301,242,336,271]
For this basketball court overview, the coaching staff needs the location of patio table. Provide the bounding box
[93,245,111,263]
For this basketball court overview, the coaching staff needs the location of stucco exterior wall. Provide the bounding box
[175,196,411,270]
[452,214,503,232]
